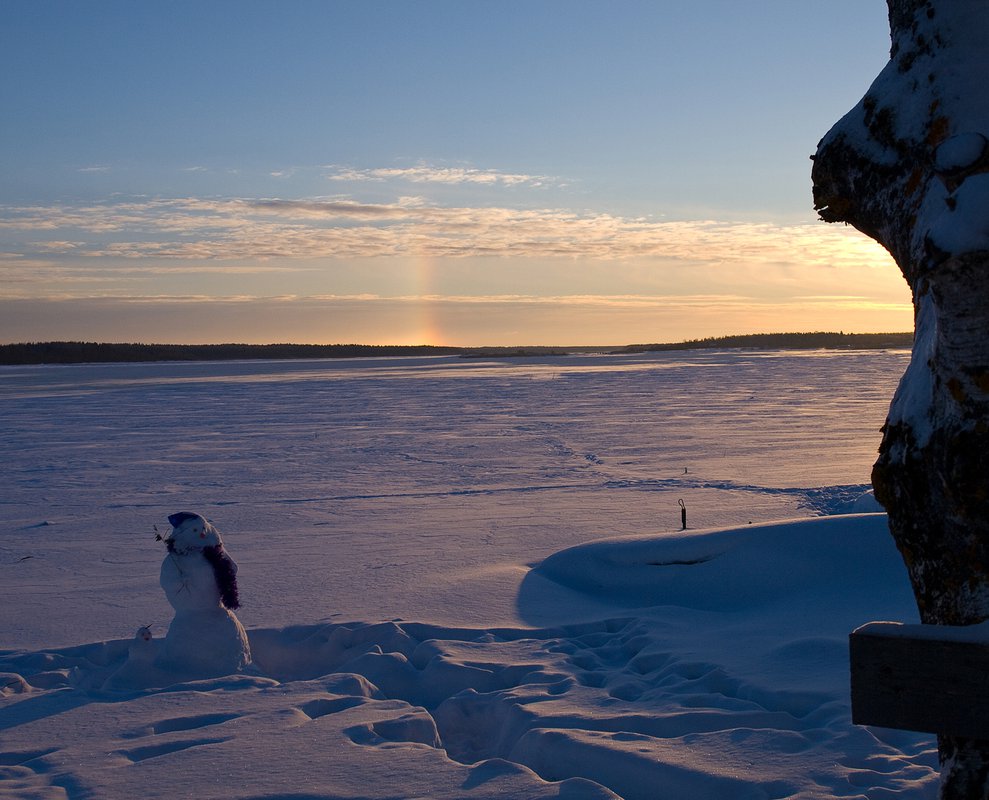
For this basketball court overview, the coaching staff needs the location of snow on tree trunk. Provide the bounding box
[812,1,989,796]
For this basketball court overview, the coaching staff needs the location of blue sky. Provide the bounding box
[1,1,909,345]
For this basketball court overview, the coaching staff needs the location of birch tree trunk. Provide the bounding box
[812,2,989,797]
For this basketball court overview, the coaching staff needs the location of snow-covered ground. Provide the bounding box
[0,349,938,798]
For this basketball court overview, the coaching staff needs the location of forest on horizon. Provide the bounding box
[0,332,913,365]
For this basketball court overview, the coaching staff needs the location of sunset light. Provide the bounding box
[1,1,904,345]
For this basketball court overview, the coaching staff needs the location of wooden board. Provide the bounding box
[850,629,989,739]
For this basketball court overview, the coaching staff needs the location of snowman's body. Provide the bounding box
[158,531,252,677]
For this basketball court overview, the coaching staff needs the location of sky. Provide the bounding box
[0,1,910,346]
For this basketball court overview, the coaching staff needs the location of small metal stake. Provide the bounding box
[679,498,687,530]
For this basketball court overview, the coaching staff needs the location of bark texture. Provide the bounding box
[812,2,989,797]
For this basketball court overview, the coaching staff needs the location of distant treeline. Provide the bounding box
[0,341,464,365]
[619,332,913,353]
[0,333,914,365]
[459,346,608,358]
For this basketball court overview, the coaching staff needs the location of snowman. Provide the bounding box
[155,512,252,678]
[101,625,159,690]
[103,512,252,689]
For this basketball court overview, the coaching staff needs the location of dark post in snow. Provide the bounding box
[812,2,989,796]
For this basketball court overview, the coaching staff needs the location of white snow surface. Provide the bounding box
[0,350,939,799]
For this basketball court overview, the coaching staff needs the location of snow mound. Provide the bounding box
[532,514,910,614]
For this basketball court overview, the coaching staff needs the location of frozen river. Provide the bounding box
[2,348,908,646]
[1,348,940,800]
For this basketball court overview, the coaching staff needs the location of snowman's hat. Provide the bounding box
[164,512,222,552]
[168,511,201,527]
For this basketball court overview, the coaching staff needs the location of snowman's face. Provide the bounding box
[166,513,221,553]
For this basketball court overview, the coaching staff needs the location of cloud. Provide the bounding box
[0,196,897,275]
[245,198,417,219]
[326,163,556,188]
[29,241,87,251]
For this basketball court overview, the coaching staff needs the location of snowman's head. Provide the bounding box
[165,512,222,554]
